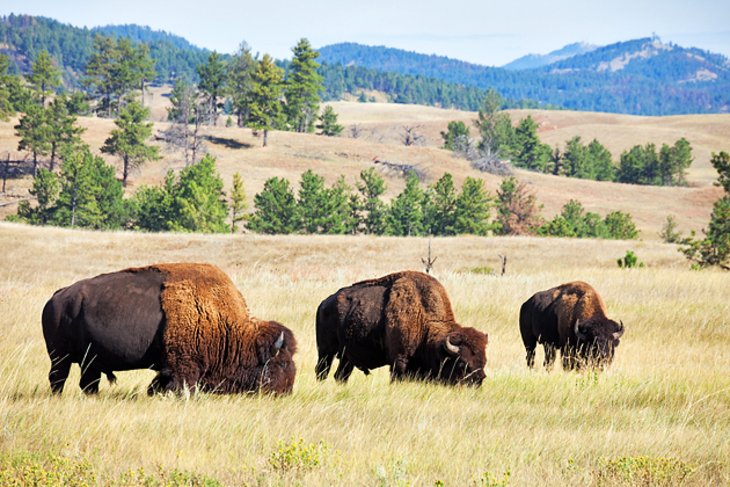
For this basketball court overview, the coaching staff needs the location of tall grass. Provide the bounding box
[0,222,728,485]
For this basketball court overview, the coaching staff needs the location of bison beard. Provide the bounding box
[41,263,297,395]
[315,271,488,386]
[519,281,624,370]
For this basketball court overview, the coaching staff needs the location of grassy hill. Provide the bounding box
[0,222,728,484]
[1,91,727,239]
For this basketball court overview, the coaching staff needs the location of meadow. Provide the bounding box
[1,222,728,485]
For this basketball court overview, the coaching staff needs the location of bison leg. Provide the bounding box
[543,344,557,371]
[79,366,102,394]
[389,355,410,382]
[561,345,578,370]
[333,358,355,383]
[526,348,536,369]
[48,355,71,395]
[315,353,335,381]
[147,370,174,395]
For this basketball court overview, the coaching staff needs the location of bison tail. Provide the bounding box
[106,372,117,385]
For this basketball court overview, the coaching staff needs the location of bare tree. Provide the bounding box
[159,81,210,165]
[349,124,363,139]
[401,125,425,146]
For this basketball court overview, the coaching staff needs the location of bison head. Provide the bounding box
[574,318,624,367]
[439,327,488,386]
[255,321,298,394]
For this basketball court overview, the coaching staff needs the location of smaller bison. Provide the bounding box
[519,281,624,370]
[42,263,297,395]
[316,271,488,386]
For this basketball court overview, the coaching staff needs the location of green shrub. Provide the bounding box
[595,456,693,486]
[617,250,645,268]
[268,438,327,472]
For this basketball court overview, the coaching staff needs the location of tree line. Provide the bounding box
[442,90,694,187]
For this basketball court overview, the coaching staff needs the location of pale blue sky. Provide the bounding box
[2,1,729,66]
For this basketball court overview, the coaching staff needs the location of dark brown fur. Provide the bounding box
[42,263,297,395]
[316,271,488,386]
[519,281,624,370]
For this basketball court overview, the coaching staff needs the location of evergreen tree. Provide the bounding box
[680,152,730,270]
[129,172,177,232]
[85,35,120,117]
[512,116,551,172]
[197,51,227,125]
[323,176,356,234]
[453,177,493,235]
[297,169,329,233]
[29,50,61,106]
[496,177,543,235]
[230,172,248,233]
[53,145,125,229]
[0,55,14,120]
[101,101,160,187]
[317,105,343,136]
[46,95,85,171]
[169,154,229,233]
[563,136,589,178]
[14,168,59,224]
[587,139,615,181]
[249,54,284,147]
[387,171,425,236]
[15,103,50,177]
[603,211,638,239]
[284,38,323,133]
[248,177,298,234]
[658,138,692,186]
[227,42,257,128]
[424,173,457,235]
[440,121,471,153]
[356,168,387,234]
[475,89,513,158]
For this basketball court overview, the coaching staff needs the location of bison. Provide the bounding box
[42,263,297,395]
[519,281,624,370]
[315,270,487,386]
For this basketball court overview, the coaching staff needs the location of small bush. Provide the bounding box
[617,250,644,269]
[268,438,327,472]
[595,456,693,486]
[476,468,511,486]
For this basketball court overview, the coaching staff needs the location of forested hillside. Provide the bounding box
[319,39,730,115]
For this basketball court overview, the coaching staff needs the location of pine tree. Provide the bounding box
[496,177,543,235]
[14,168,59,224]
[248,177,298,234]
[284,38,323,133]
[297,169,329,233]
[29,50,61,107]
[587,139,615,181]
[101,101,160,187]
[249,54,284,147]
[0,55,15,120]
[356,168,387,234]
[440,121,470,153]
[227,42,257,128]
[15,103,50,177]
[512,116,551,172]
[323,176,356,234]
[230,172,248,233]
[46,95,85,171]
[197,52,227,125]
[169,154,229,233]
[85,35,120,117]
[424,173,457,235]
[387,172,425,236]
[454,177,493,235]
[317,105,343,136]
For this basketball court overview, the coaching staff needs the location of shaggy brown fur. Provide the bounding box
[519,281,624,370]
[152,263,297,395]
[316,270,488,386]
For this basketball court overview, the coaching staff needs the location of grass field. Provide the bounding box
[1,222,728,485]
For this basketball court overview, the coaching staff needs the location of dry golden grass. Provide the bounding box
[0,222,728,485]
[1,88,729,239]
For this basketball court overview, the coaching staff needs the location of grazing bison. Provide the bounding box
[42,263,297,395]
[519,281,624,370]
[315,271,487,386]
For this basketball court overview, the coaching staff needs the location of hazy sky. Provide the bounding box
[3,1,729,66]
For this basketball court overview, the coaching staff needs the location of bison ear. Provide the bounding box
[444,333,460,355]
[574,319,589,341]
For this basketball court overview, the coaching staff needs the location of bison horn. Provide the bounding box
[444,335,460,355]
[614,320,625,339]
[274,332,285,351]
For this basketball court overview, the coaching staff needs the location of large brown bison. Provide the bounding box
[42,263,297,395]
[519,281,624,370]
[315,271,488,386]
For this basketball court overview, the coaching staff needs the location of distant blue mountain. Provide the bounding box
[318,38,730,115]
[502,42,597,70]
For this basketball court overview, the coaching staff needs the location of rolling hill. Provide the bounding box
[1,89,727,241]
